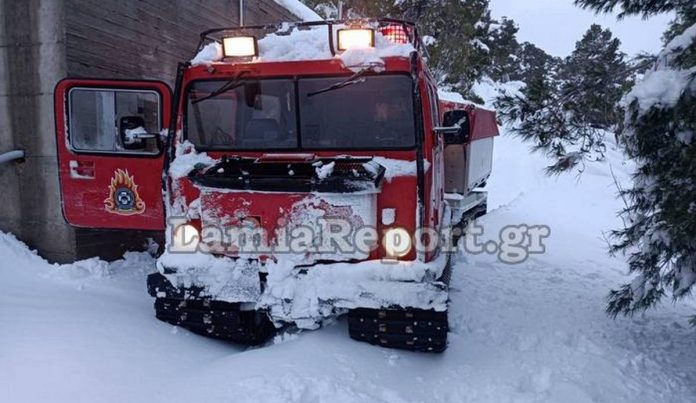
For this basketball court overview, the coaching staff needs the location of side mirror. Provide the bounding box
[119,116,157,150]
[435,110,470,144]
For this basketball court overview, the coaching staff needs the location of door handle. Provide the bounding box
[69,160,95,179]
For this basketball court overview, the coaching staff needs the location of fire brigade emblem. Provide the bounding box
[104,169,146,215]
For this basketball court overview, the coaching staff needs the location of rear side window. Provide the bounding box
[68,88,161,154]
[428,85,440,127]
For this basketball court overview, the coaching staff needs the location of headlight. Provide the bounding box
[172,224,200,252]
[383,228,412,258]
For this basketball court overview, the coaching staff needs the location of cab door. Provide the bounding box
[54,79,172,230]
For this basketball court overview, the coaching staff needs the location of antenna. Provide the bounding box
[239,0,245,26]
[337,1,344,19]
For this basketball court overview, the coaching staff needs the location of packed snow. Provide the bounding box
[261,254,449,329]
[624,23,696,115]
[626,68,694,114]
[158,251,262,302]
[123,126,148,145]
[168,140,215,179]
[371,157,429,182]
[3,85,696,402]
[190,42,223,66]
[314,161,335,180]
[437,89,468,104]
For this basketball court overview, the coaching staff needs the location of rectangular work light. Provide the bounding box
[337,28,375,51]
[222,36,258,58]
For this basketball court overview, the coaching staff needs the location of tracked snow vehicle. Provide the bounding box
[53,19,498,352]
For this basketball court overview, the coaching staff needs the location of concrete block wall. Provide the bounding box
[64,0,298,82]
[0,0,302,263]
[0,0,75,262]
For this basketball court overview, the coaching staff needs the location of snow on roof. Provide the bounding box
[191,26,416,70]
[437,89,487,109]
[259,27,331,62]
[272,0,322,22]
[437,89,467,104]
[190,42,223,66]
[437,79,526,112]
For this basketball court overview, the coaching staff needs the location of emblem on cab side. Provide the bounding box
[104,169,146,215]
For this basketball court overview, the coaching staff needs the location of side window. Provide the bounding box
[427,86,440,127]
[68,88,161,154]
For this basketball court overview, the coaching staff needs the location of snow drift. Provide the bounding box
[2,82,696,402]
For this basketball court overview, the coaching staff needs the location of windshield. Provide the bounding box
[185,75,416,150]
[187,79,297,150]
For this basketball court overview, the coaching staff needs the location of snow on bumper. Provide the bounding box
[155,252,449,329]
[156,252,262,303]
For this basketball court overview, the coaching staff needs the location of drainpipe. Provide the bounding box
[0,150,25,165]
[239,0,244,26]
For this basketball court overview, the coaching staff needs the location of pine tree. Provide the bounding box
[496,25,629,173]
[574,0,683,18]
[484,17,521,82]
[419,0,492,94]
[511,42,560,85]
[663,5,696,44]
[575,0,696,320]
[300,0,393,19]
[559,25,630,130]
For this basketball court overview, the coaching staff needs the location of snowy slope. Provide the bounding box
[2,123,696,402]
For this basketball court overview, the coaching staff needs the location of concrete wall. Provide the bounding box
[0,0,301,263]
[0,0,74,262]
[64,0,298,82]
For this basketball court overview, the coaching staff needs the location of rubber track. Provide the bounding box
[348,308,448,352]
[154,298,276,345]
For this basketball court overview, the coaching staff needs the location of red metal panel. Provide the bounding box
[54,78,172,230]
[176,161,419,261]
[171,58,432,262]
[439,100,500,141]
[185,57,413,81]
[468,108,500,141]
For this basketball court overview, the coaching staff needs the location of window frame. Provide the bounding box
[66,86,164,157]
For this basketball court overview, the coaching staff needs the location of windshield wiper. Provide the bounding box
[191,71,249,104]
[307,67,372,97]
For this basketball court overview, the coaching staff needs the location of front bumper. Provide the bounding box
[150,252,450,329]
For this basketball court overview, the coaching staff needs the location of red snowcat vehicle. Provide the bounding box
[54,19,498,352]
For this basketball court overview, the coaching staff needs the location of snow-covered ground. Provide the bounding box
[2,127,696,402]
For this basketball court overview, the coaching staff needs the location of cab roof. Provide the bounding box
[190,19,423,70]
